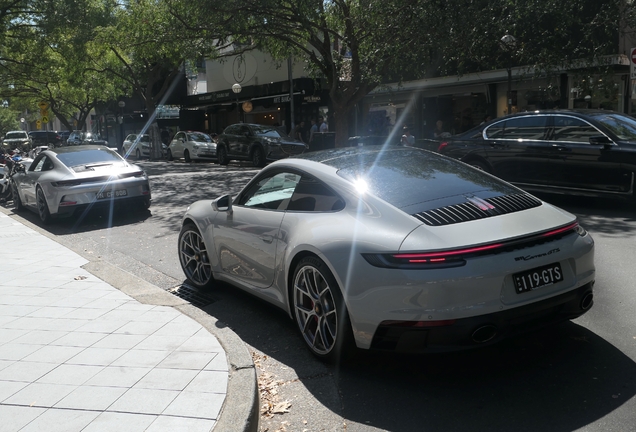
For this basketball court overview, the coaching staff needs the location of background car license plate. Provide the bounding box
[514,262,563,294]
[97,189,127,199]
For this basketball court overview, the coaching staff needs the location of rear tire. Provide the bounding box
[184,150,192,163]
[135,149,141,160]
[217,145,229,165]
[292,256,355,363]
[36,186,52,224]
[178,223,214,289]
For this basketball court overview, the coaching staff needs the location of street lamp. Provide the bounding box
[232,83,242,122]
[500,33,517,115]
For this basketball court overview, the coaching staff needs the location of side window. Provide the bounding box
[551,117,599,143]
[484,121,505,139]
[239,125,250,136]
[499,116,549,140]
[238,172,301,210]
[31,155,49,172]
[287,176,345,212]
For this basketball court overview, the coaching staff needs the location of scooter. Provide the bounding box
[0,153,26,203]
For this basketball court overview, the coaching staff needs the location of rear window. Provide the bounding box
[333,148,518,212]
[56,148,125,168]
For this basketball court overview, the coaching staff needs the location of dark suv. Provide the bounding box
[216,123,307,167]
[67,130,108,146]
[28,131,63,147]
[437,109,636,200]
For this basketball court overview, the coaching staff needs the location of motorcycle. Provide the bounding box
[0,153,26,203]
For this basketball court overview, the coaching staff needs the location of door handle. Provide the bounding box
[260,235,274,244]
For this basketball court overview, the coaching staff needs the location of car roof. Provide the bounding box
[45,145,114,155]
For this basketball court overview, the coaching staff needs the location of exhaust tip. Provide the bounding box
[580,292,594,310]
[472,324,497,343]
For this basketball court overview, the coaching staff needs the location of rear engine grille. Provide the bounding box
[413,193,542,226]
[281,144,305,155]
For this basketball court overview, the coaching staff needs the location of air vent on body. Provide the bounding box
[413,193,542,226]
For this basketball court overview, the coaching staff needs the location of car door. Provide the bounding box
[213,170,302,289]
[20,154,51,205]
[482,115,556,185]
[548,115,629,192]
[170,132,185,158]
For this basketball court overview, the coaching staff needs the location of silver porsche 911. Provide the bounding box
[12,145,151,223]
[178,146,595,361]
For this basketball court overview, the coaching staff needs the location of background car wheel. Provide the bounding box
[467,159,490,172]
[166,148,173,161]
[292,256,354,363]
[135,149,141,160]
[217,145,229,165]
[11,182,23,212]
[184,150,192,163]
[36,187,52,224]
[178,223,214,289]
[251,146,265,167]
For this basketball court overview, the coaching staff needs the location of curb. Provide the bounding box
[0,206,260,432]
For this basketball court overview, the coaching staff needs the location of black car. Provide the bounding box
[437,109,636,200]
[67,130,108,146]
[28,131,63,147]
[216,123,307,167]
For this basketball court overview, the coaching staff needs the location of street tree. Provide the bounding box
[169,0,437,147]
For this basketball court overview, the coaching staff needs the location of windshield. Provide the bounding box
[56,148,125,168]
[5,132,27,140]
[187,132,212,142]
[591,113,636,140]
[251,125,287,138]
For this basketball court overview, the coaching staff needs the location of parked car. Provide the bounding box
[11,145,151,224]
[437,109,636,201]
[67,130,108,146]
[2,130,32,151]
[177,146,595,362]
[122,134,151,159]
[28,131,63,147]
[216,123,308,167]
[59,130,71,145]
[167,131,216,163]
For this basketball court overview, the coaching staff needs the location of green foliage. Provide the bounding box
[0,106,20,133]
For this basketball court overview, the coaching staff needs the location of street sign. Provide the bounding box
[40,109,48,117]
[38,101,49,110]
[36,120,42,129]
[42,116,49,123]
[631,48,636,79]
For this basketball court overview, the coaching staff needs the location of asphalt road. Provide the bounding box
[5,159,636,432]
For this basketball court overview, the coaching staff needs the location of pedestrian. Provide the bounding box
[309,118,318,142]
[293,121,306,143]
[433,120,450,139]
[401,126,415,146]
[319,116,328,133]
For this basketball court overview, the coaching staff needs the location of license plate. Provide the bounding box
[96,189,127,199]
[513,262,563,294]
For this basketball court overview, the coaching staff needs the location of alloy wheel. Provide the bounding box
[293,264,338,355]
[36,187,51,224]
[178,225,213,288]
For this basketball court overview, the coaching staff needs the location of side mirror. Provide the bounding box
[589,135,613,146]
[212,194,233,213]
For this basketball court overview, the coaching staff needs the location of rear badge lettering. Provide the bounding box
[514,248,560,262]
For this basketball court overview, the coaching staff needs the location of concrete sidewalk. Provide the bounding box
[0,210,258,432]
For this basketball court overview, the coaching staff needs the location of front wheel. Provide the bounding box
[36,187,52,224]
[184,150,192,163]
[251,146,265,167]
[11,181,24,211]
[292,256,354,363]
[178,223,214,289]
[217,145,229,165]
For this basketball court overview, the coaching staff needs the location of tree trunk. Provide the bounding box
[333,106,351,148]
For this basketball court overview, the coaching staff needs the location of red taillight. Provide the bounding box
[51,180,82,187]
[393,243,505,262]
[540,222,578,238]
[437,141,449,152]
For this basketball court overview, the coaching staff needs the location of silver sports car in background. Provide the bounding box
[12,145,151,223]
[178,146,595,361]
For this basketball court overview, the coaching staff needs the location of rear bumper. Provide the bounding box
[370,281,594,353]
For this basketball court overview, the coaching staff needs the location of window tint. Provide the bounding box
[239,125,250,135]
[238,172,301,210]
[498,116,548,140]
[287,176,344,212]
[484,121,505,139]
[591,113,636,140]
[551,117,599,143]
[187,132,212,142]
[251,125,285,138]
